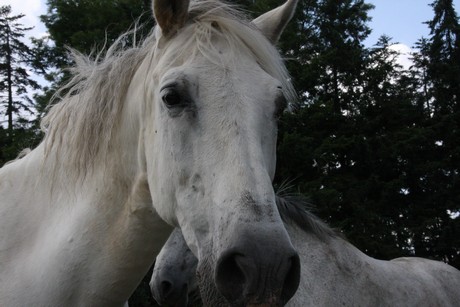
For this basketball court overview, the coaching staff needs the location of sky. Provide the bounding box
[365,0,438,68]
[3,0,458,44]
[1,0,47,38]
[365,0,435,47]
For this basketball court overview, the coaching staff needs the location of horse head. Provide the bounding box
[137,1,300,305]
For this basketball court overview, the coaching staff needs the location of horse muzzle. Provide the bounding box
[213,228,301,306]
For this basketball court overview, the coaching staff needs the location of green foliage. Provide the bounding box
[276,0,460,268]
[41,0,154,68]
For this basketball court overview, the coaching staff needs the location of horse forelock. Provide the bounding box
[155,0,297,103]
[40,0,296,179]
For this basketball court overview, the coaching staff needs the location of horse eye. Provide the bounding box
[162,88,183,108]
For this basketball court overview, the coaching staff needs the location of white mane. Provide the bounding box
[40,0,296,175]
[41,31,153,175]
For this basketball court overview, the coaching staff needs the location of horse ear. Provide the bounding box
[252,0,298,43]
[153,0,190,38]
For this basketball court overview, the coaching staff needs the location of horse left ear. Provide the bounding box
[252,0,298,43]
[153,0,190,38]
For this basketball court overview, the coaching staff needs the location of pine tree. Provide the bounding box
[413,0,460,266]
[426,0,460,114]
[0,5,45,166]
[41,0,154,68]
[276,0,385,256]
[411,37,433,113]
[0,5,39,132]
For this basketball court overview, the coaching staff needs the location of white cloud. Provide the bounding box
[389,43,414,70]
[0,0,48,39]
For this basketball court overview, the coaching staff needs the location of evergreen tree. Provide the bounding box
[411,37,432,113]
[0,5,44,166]
[41,0,154,68]
[426,0,460,114]
[276,0,390,256]
[409,0,460,266]
[0,5,39,132]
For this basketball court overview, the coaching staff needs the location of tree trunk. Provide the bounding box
[5,24,13,132]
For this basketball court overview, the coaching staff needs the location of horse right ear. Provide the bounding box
[153,0,190,38]
[252,0,298,43]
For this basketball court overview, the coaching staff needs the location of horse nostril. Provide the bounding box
[151,276,189,307]
[215,252,248,303]
[281,253,301,304]
[214,248,301,305]
[160,280,173,299]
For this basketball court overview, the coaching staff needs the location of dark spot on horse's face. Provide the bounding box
[191,174,205,195]
[236,192,278,223]
[178,170,189,186]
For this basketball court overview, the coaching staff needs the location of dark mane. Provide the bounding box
[275,194,341,240]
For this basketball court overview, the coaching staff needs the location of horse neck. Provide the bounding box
[285,223,379,305]
[0,95,172,304]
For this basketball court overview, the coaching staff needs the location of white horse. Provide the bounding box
[0,0,302,305]
[151,196,460,306]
